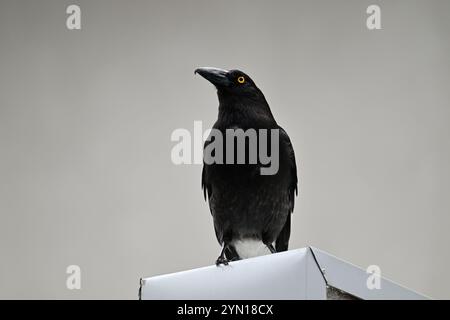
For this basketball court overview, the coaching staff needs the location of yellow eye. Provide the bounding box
[237,76,245,84]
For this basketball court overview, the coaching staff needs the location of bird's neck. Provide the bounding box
[217,96,276,129]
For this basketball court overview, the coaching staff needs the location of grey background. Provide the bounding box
[0,0,449,299]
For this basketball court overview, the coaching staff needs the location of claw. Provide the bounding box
[215,256,229,266]
[216,244,231,266]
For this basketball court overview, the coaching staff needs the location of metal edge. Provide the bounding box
[138,278,143,300]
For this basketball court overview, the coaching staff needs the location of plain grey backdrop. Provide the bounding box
[0,0,449,299]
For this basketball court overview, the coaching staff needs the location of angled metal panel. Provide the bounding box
[310,247,429,300]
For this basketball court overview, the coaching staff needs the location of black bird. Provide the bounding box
[195,67,298,265]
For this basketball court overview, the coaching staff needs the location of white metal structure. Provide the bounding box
[139,247,428,300]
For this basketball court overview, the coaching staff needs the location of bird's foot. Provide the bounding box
[215,256,229,266]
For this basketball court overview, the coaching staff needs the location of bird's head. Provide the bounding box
[195,67,265,102]
[195,67,274,122]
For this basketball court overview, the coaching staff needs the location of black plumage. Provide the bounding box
[195,67,298,265]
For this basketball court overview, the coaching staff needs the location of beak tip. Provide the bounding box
[194,67,230,87]
[194,67,206,75]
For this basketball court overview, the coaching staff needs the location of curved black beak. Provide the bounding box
[195,67,231,87]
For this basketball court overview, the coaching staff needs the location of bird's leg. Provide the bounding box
[265,243,277,254]
[215,245,229,266]
[225,245,240,262]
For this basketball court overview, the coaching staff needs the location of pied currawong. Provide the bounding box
[195,67,298,265]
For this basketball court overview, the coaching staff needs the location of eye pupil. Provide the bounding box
[237,76,245,84]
